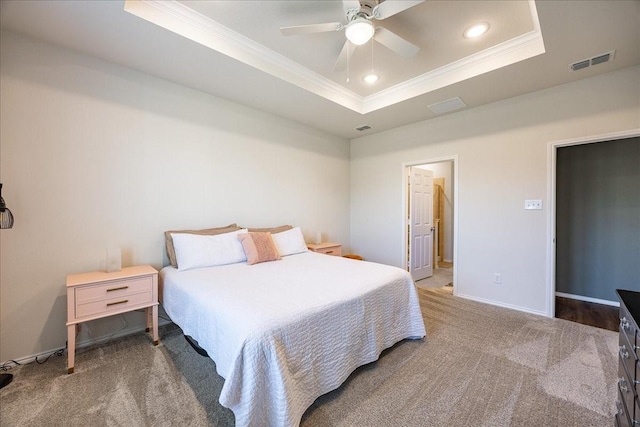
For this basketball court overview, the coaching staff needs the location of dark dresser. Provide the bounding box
[616,290,640,427]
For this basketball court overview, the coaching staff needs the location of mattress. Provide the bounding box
[160,251,426,427]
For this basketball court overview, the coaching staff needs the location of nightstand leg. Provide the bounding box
[67,324,75,374]
[152,305,159,345]
[146,307,151,332]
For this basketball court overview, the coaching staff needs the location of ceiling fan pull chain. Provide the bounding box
[371,37,374,72]
[347,40,350,82]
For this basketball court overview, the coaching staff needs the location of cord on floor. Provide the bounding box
[2,341,67,371]
[35,347,65,364]
[1,360,22,371]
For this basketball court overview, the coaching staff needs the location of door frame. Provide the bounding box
[546,128,640,317]
[403,155,459,293]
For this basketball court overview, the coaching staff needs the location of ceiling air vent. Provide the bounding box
[428,97,467,115]
[570,60,590,71]
[591,52,613,65]
[355,125,371,131]
[570,50,615,71]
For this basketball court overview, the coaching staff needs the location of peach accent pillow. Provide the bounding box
[237,232,282,265]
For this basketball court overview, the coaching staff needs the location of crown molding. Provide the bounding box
[362,27,546,113]
[124,0,365,113]
[124,0,545,115]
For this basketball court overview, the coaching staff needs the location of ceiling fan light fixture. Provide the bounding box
[464,22,490,39]
[363,72,379,84]
[345,18,374,46]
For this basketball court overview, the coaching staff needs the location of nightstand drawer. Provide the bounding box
[307,242,342,256]
[76,288,153,319]
[315,246,341,256]
[75,276,153,304]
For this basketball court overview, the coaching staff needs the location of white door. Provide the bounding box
[409,167,434,281]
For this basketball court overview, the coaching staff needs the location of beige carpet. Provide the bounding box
[0,288,618,426]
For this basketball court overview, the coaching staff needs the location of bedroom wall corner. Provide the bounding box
[349,65,640,316]
[0,30,350,363]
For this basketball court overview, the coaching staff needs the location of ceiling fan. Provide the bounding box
[280,0,424,71]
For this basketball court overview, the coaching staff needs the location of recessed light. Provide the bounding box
[363,73,379,84]
[464,22,490,39]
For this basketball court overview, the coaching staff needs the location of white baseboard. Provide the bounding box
[5,317,172,367]
[555,292,619,307]
[455,292,549,317]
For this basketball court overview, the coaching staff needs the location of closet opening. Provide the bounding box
[548,129,639,328]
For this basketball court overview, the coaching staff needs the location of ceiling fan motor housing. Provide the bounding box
[347,0,378,21]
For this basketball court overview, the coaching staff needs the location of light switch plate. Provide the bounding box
[524,200,543,210]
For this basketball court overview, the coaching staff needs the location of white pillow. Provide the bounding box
[272,227,308,257]
[172,229,248,271]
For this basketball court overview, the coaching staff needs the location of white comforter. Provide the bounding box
[160,251,426,427]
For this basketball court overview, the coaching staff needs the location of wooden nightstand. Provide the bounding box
[307,242,342,256]
[66,265,159,374]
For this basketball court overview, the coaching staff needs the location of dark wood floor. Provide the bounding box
[555,296,620,332]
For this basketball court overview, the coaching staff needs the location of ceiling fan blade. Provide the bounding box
[280,22,342,36]
[374,0,424,20]
[333,41,357,71]
[374,27,419,57]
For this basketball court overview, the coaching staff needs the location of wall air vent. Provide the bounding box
[570,50,615,71]
[355,125,371,131]
[428,97,467,115]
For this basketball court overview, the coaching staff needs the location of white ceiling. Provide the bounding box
[1,0,638,140]
[122,0,544,114]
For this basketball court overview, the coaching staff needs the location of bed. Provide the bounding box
[160,236,426,427]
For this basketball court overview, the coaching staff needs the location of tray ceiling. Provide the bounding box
[124,0,545,113]
[1,1,638,139]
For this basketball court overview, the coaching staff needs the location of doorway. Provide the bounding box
[404,157,457,292]
[548,128,640,322]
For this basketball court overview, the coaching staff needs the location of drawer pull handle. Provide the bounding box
[107,300,128,307]
[107,286,129,292]
[620,345,629,359]
[326,251,334,254]
[619,377,629,393]
[621,317,631,331]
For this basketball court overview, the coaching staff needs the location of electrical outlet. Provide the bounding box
[494,273,502,284]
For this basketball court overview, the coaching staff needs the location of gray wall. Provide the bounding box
[556,137,640,301]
